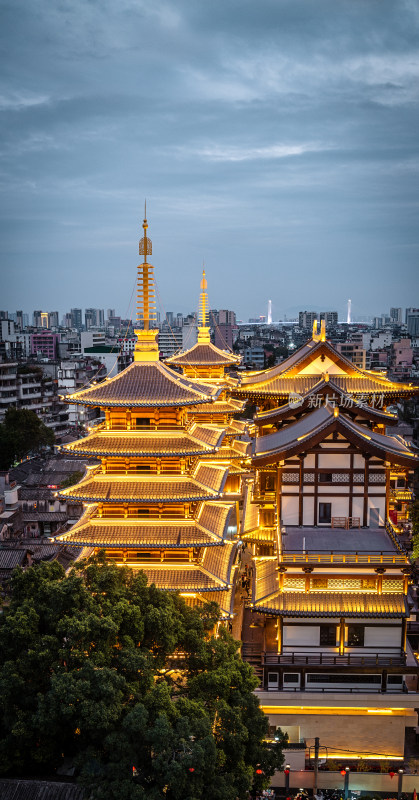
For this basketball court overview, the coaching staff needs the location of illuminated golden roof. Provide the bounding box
[63,361,221,408]
[62,423,225,458]
[252,404,419,467]
[167,341,240,367]
[122,565,229,592]
[58,464,229,503]
[253,591,409,618]
[254,376,399,426]
[189,398,246,415]
[235,337,419,400]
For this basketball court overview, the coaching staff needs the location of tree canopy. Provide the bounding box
[0,406,55,470]
[0,555,284,799]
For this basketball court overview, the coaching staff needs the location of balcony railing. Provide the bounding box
[281,550,409,564]
[263,651,406,667]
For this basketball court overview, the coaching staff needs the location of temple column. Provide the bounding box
[363,455,370,527]
[298,455,304,526]
[339,617,345,655]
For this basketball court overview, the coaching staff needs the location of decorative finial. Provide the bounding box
[197,267,210,343]
[134,210,159,362]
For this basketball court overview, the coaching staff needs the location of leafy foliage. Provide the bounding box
[0,555,283,798]
[0,406,55,470]
[60,470,86,488]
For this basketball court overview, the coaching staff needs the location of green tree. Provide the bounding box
[60,470,86,488]
[0,406,55,469]
[0,555,283,798]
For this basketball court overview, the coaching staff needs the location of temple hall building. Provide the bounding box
[234,319,419,762]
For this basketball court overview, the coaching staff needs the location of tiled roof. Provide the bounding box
[253,376,399,426]
[129,565,229,591]
[166,341,240,366]
[241,480,259,534]
[55,501,233,548]
[253,558,278,603]
[193,463,228,493]
[63,361,221,408]
[0,780,84,800]
[0,549,27,570]
[236,338,419,397]
[62,424,225,458]
[254,591,409,618]
[59,469,228,503]
[252,404,419,467]
[198,502,232,535]
[189,398,246,415]
[236,374,419,399]
[22,512,68,522]
[201,540,236,584]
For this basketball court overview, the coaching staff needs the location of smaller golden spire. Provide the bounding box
[197,267,211,343]
[134,206,159,361]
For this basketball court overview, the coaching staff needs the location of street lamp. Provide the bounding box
[340,767,350,800]
[284,764,291,795]
[398,768,404,800]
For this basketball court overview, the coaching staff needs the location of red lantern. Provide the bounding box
[341,770,346,776]
[256,768,263,775]
[188,767,195,773]
[284,768,290,775]
[389,771,396,779]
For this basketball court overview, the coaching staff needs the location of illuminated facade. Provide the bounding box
[54,218,239,616]
[236,320,419,758]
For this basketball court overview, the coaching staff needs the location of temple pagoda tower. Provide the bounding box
[54,215,239,617]
[235,319,419,760]
[167,269,251,496]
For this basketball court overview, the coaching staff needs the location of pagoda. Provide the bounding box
[167,269,251,496]
[54,215,239,616]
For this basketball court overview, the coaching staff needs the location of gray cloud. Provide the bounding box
[0,0,418,320]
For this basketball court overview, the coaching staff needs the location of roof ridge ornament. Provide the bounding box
[134,204,159,362]
[197,267,211,343]
[312,318,326,342]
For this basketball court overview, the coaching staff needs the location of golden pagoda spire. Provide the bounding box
[197,268,211,343]
[134,203,159,361]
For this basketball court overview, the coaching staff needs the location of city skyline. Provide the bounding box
[1,1,418,319]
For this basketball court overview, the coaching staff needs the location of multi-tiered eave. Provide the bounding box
[53,219,239,618]
[62,422,225,458]
[62,360,221,408]
[234,336,419,402]
[166,341,240,369]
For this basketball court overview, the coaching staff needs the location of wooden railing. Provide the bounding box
[263,651,406,667]
[331,516,360,529]
[281,551,409,564]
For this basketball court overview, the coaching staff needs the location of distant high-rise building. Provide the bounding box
[49,311,59,328]
[70,308,83,330]
[320,311,338,326]
[407,310,419,339]
[85,308,96,330]
[0,311,8,320]
[267,300,272,325]
[347,299,352,325]
[107,308,116,320]
[405,307,417,324]
[390,307,403,325]
[299,311,318,329]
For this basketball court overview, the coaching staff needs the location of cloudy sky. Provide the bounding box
[1,0,418,322]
